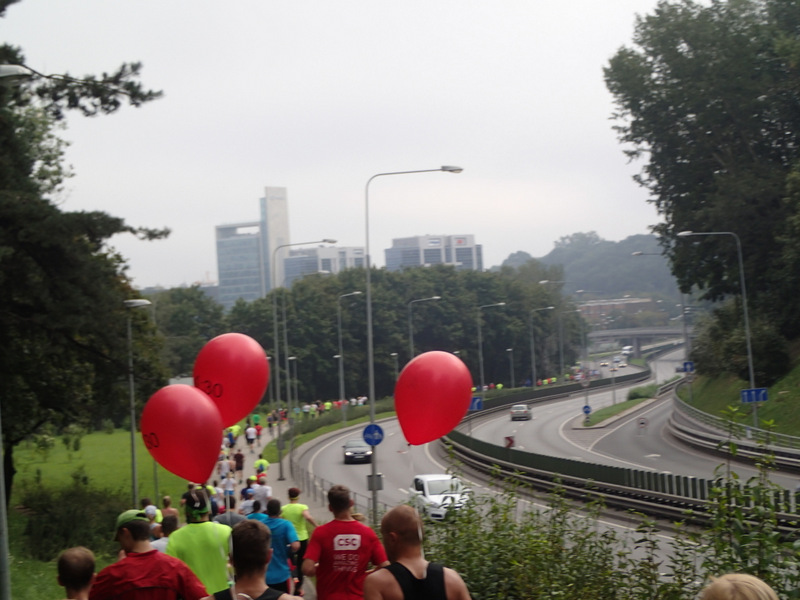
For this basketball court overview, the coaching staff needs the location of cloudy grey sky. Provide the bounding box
[6,1,663,289]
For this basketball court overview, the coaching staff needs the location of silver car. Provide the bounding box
[510,404,532,421]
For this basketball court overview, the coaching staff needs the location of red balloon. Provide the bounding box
[394,351,473,445]
[141,385,223,483]
[193,333,270,427]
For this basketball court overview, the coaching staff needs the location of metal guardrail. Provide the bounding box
[671,386,800,450]
[444,375,800,529]
[442,428,800,531]
[289,457,390,518]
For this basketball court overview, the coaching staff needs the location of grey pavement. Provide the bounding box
[238,431,329,600]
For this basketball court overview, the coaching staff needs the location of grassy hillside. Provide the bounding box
[683,341,800,436]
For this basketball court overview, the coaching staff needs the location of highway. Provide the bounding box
[467,349,797,489]
[294,347,797,569]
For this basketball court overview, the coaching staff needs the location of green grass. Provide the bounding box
[582,397,650,427]
[681,371,800,435]
[12,429,187,503]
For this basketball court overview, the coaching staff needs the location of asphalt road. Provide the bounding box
[468,349,798,489]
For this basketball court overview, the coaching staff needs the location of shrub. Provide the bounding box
[18,468,127,560]
[627,383,658,401]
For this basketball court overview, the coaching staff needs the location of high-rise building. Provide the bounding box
[384,235,483,272]
[260,187,290,292]
[283,246,366,287]
[216,187,290,310]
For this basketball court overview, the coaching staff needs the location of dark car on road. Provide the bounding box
[343,438,373,464]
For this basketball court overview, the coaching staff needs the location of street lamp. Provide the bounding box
[408,296,441,358]
[677,230,757,426]
[365,165,462,523]
[124,298,152,507]
[558,309,581,377]
[390,353,399,382]
[287,355,298,473]
[506,348,515,388]
[337,291,362,425]
[529,306,554,386]
[288,356,298,410]
[272,239,336,480]
[477,302,506,399]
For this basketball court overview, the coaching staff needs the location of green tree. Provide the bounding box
[605,0,800,343]
[0,18,164,502]
[152,286,227,377]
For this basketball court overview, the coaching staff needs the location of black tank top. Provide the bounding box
[385,562,446,600]
[213,587,283,600]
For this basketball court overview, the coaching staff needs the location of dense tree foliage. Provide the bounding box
[149,286,227,377]
[193,263,585,405]
[605,0,800,379]
[0,11,164,501]
[535,232,680,302]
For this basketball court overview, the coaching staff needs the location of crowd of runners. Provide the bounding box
[52,413,781,600]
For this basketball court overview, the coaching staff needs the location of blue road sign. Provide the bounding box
[684,361,695,373]
[469,397,483,411]
[582,405,591,415]
[740,388,768,403]
[363,423,385,446]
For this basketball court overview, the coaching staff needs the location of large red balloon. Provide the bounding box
[193,333,269,427]
[394,351,473,445]
[141,385,223,483]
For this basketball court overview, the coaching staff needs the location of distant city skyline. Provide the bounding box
[6,1,663,291]
[213,190,491,308]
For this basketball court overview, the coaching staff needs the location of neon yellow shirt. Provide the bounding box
[166,521,231,593]
[281,502,311,541]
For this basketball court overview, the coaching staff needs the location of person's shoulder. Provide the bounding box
[363,566,399,600]
[212,520,233,533]
[442,565,471,599]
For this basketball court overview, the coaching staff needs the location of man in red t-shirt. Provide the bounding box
[90,509,207,600]
[303,485,388,600]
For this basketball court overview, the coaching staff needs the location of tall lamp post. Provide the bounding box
[477,302,506,399]
[390,353,399,381]
[124,298,152,506]
[539,280,574,376]
[287,355,297,474]
[529,306,554,386]
[408,295,441,358]
[272,239,336,480]
[365,166,462,523]
[677,230,757,426]
[558,309,581,377]
[506,348,515,388]
[337,291,362,425]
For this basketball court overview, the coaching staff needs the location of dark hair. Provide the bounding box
[185,486,210,522]
[140,497,152,508]
[121,519,151,541]
[231,520,271,575]
[288,487,301,499]
[57,546,95,590]
[252,500,261,513]
[161,515,179,536]
[266,499,281,517]
[328,485,351,512]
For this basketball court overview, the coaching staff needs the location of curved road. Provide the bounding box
[468,350,797,489]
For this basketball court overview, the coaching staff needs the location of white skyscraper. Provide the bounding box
[216,187,290,310]
[260,187,290,292]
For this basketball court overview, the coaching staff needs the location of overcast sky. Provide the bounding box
[6,1,663,289]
